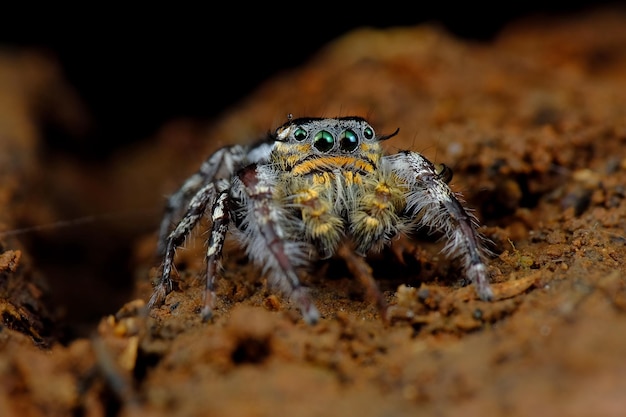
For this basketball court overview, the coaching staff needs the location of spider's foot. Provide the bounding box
[201,306,213,322]
[469,263,493,301]
[477,284,494,301]
[291,287,320,325]
[201,290,217,322]
[147,281,170,309]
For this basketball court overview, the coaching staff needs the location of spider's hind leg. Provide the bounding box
[202,190,230,320]
[149,182,215,309]
[156,145,251,255]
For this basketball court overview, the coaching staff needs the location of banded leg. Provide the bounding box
[157,171,206,255]
[387,152,493,300]
[202,191,230,320]
[157,145,250,255]
[235,165,320,324]
[149,183,215,309]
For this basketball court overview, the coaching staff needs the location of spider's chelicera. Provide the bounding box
[149,116,493,324]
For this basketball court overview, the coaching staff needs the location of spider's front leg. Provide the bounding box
[232,164,320,324]
[388,151,494,300]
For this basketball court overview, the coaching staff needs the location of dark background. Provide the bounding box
[1,2,615,158]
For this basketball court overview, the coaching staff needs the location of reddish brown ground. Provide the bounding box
[2,7,626,417]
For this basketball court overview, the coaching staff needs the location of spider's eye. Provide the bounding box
[436,163,453,184]
[339,129,358,152]
[363,126,374,140]
[294,127,307,141]
[313,130,334,152]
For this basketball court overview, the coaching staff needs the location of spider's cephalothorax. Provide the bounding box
[149,116,493,324]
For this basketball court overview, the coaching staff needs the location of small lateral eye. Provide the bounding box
[339,129,358,152]
[313,130,334,152]
[363,126,374,140]
[294,127,308,141]
[435,163,453,184]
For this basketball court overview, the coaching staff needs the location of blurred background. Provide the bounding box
[1,2,612,159]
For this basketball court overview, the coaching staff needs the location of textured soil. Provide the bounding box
[2,7,626,417]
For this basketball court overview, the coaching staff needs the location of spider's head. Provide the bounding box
[272,116,399,155]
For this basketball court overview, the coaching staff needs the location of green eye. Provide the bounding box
[363,126,374,140]
[313,130,334,152]
[339,129,358,152]
[294,127,307,141]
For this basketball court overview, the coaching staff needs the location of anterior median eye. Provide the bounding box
[294,127,308,141]
[363,126,374,140]
[339,129,358,152]
[313,130,334,152]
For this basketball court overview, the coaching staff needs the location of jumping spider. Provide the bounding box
[149,116,493,324]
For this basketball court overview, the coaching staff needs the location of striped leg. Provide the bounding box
[157,145,249,255]
[202,191,230,320]
[149,183,215,309]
